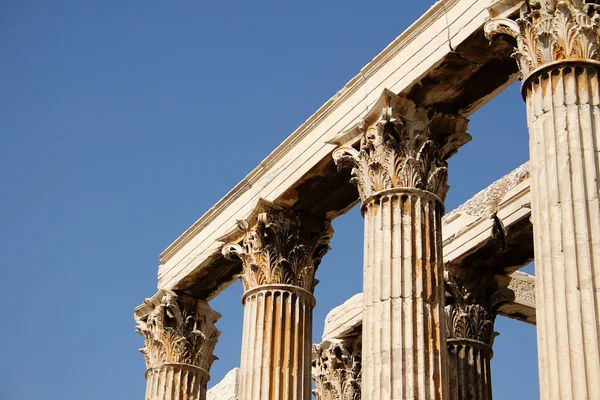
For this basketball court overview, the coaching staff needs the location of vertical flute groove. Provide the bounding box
[446,341,493,400]
[239,286,313,400]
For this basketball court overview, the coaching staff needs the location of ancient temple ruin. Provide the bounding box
[134,1,600,399]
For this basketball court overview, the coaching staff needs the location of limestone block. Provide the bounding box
[207,368,239,400]
[322,293,362,341]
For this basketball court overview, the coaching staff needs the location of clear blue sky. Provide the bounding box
[1,1,537,399]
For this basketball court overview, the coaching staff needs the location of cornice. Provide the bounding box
[159,0,466,264]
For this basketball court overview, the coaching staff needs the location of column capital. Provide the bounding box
[444,265,515,347]
[312,339,362,400]
[329,89,470,203]
[221,199,333,293]
[135,290,221,374]
[485,0,600,81]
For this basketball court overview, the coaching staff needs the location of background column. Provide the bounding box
[445,265,514,400]
[486,2,600,399]
[222,200,333,400]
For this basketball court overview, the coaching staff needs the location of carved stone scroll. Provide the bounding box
[312,340,362,400]
[485,0,600,80]
[331,89,470,203]
[135,291,221,400]
[222,199,333,293]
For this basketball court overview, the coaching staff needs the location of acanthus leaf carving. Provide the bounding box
[444,265,515,346]
[485,0,600,79]
[330,90,470,203]
[221,199,333,293]
[135,291,221,375]
[312,340,362,400]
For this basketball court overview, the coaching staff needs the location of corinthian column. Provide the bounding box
[486,2,600,399]
[312,339,362,400]
[331,90,470,400]
[135,291,221,400]
[221,200,333,400]
[444,265,514,400]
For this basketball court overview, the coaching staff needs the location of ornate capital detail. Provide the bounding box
[444,265,515,346]
[485,0,600,79]
[221,199,333,293]
[312,340,362,400]
[135,291,221,373]
[329,89,470,203]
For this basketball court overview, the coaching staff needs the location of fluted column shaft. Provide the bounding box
[145,364,208,400]
[485,3,600,397]
[525,62,600,400]
[447,340,492,400]
[238,285,313,400]
[362,189,447,399]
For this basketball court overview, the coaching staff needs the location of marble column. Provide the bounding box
[312,339,362,400]
[486,2,600,399]
[444,265,514,400]
[135,291,221,400]
[222,200,333,400]
[331,90,470,399]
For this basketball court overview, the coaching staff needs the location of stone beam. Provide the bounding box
[322,271,536,342]
[156,0,520,298]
